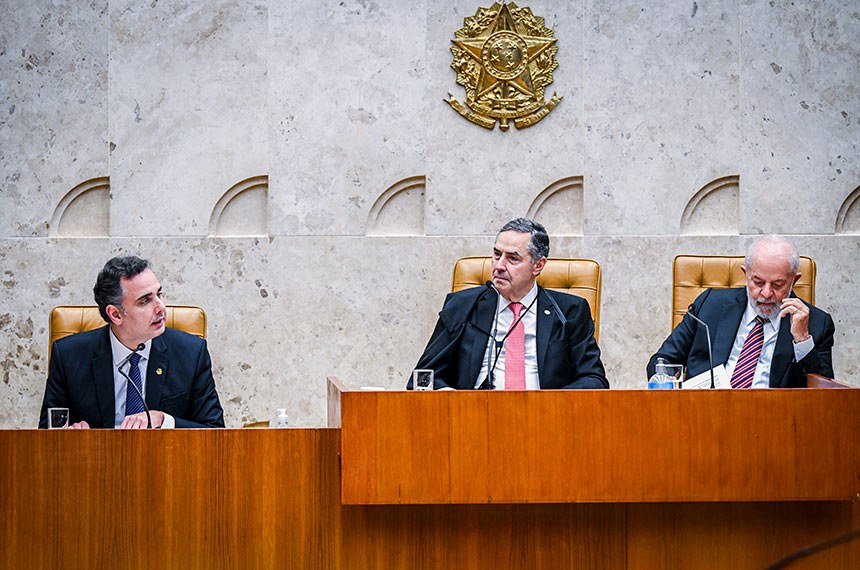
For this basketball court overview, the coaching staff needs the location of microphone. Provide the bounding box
[478,281,501,390]
[686,301,716,389]
[117,342,152,428]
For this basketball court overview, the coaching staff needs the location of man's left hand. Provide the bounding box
[780,298,810,342]
[119,410,165,429]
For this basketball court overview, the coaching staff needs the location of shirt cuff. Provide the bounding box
[793,336,814,361]
[161,413,176,429]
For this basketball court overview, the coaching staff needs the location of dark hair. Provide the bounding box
[498,218,550,261]
[93,256,151,322]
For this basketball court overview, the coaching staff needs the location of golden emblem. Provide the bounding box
[446,2,563,131]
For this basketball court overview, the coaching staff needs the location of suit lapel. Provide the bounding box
[146,334,168,409]
[92,327,117,428]
[467,294,498,388]
[536,288,553,378]
[769,306,795,388]
[713,289,747,366]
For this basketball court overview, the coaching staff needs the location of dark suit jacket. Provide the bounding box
[39,326,225,428]
[647,287,835,387]
[409,285,608,390]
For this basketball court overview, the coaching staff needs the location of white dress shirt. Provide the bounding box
[474,282,540,389]
[725,301,814,388]
[109,329,175,428]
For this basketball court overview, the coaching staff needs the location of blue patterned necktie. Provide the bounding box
[125,352,146,415]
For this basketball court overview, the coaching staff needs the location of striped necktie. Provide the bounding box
[730,316,766,389]
[125,352,146,415]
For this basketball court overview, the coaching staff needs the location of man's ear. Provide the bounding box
[106,305,123,326]
[792,272,802,287]
[533,257,547,276]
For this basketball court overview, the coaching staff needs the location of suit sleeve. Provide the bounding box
[172,339,225,428]
[407,305,461,390]
[796,310,835,379]
[560,300,609,389]
[38,342,69,428]
[646,292,707,379]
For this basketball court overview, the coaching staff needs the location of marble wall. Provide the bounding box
[1,0,858,427]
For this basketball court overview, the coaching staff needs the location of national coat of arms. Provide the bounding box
[446,2,563,131]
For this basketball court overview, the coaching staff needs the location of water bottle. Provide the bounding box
[648,357,676,390]
[275,408,289,428]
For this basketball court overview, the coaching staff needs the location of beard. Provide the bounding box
[751,297,779,318]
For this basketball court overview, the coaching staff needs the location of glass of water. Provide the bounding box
[48,407,69,429]
[412,369,434,391]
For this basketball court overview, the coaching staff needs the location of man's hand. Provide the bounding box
[780,298,810,342]
[119,410,165,429]
[69,421,90,429]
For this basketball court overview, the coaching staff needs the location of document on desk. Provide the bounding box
[683,364,731,389]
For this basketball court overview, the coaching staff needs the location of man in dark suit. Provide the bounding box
[647,236,835,388]
[39,256,224,428]
[409,218,608,390]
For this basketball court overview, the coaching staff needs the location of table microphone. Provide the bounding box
[117,342,152,428]
[686,302,716,389]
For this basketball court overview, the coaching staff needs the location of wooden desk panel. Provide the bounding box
[334,382,860,504]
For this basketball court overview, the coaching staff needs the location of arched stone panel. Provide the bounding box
[680,175,740,235]
[526,176,583,236]
[209,175,269,237]
[836,184,860,234]
[49,177,110,237]
[366,175,426,236]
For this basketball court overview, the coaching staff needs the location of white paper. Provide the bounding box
[683,364,731,389]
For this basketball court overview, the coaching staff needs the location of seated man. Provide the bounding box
[409,218,608,390]
[647,236,835,388]
[39,256,225,428]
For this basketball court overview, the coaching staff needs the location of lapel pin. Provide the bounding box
[156,368,163,376]
[544,309,551,315]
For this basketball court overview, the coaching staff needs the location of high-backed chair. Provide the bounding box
[671,255,816,329]
[48,305,207,361]
[451,257,601,341]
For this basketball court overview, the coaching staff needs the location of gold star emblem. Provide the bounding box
[446,2,563,130]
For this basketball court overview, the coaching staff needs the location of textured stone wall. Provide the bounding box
[1,1,858,427]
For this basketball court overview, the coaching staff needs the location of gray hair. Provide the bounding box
[498,218,550,262]
[744,236,800,275]
[93,256,151,322]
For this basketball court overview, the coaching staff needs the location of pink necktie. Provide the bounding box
[731,316,766,389]
[505,302,526,390]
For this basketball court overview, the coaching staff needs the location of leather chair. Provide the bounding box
[671,255,815,329]
[48,305,207,361]
[451,257,601,341]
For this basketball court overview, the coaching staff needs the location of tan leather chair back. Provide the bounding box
[672,255,815,328]
[451,257,601,341]
[49,305,207,360]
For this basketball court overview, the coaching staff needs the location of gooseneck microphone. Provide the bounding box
[686,302,716,389]
[117,342,152,428]
[482,280,501,390]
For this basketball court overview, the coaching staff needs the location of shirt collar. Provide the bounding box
[497,281,539,313]
[109,327,152,366]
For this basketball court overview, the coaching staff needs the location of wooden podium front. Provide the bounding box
[329,378,860,505]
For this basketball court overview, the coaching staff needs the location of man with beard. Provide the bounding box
[408,218,608,390]
[39,256,225,428]
[647,236,835,388]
